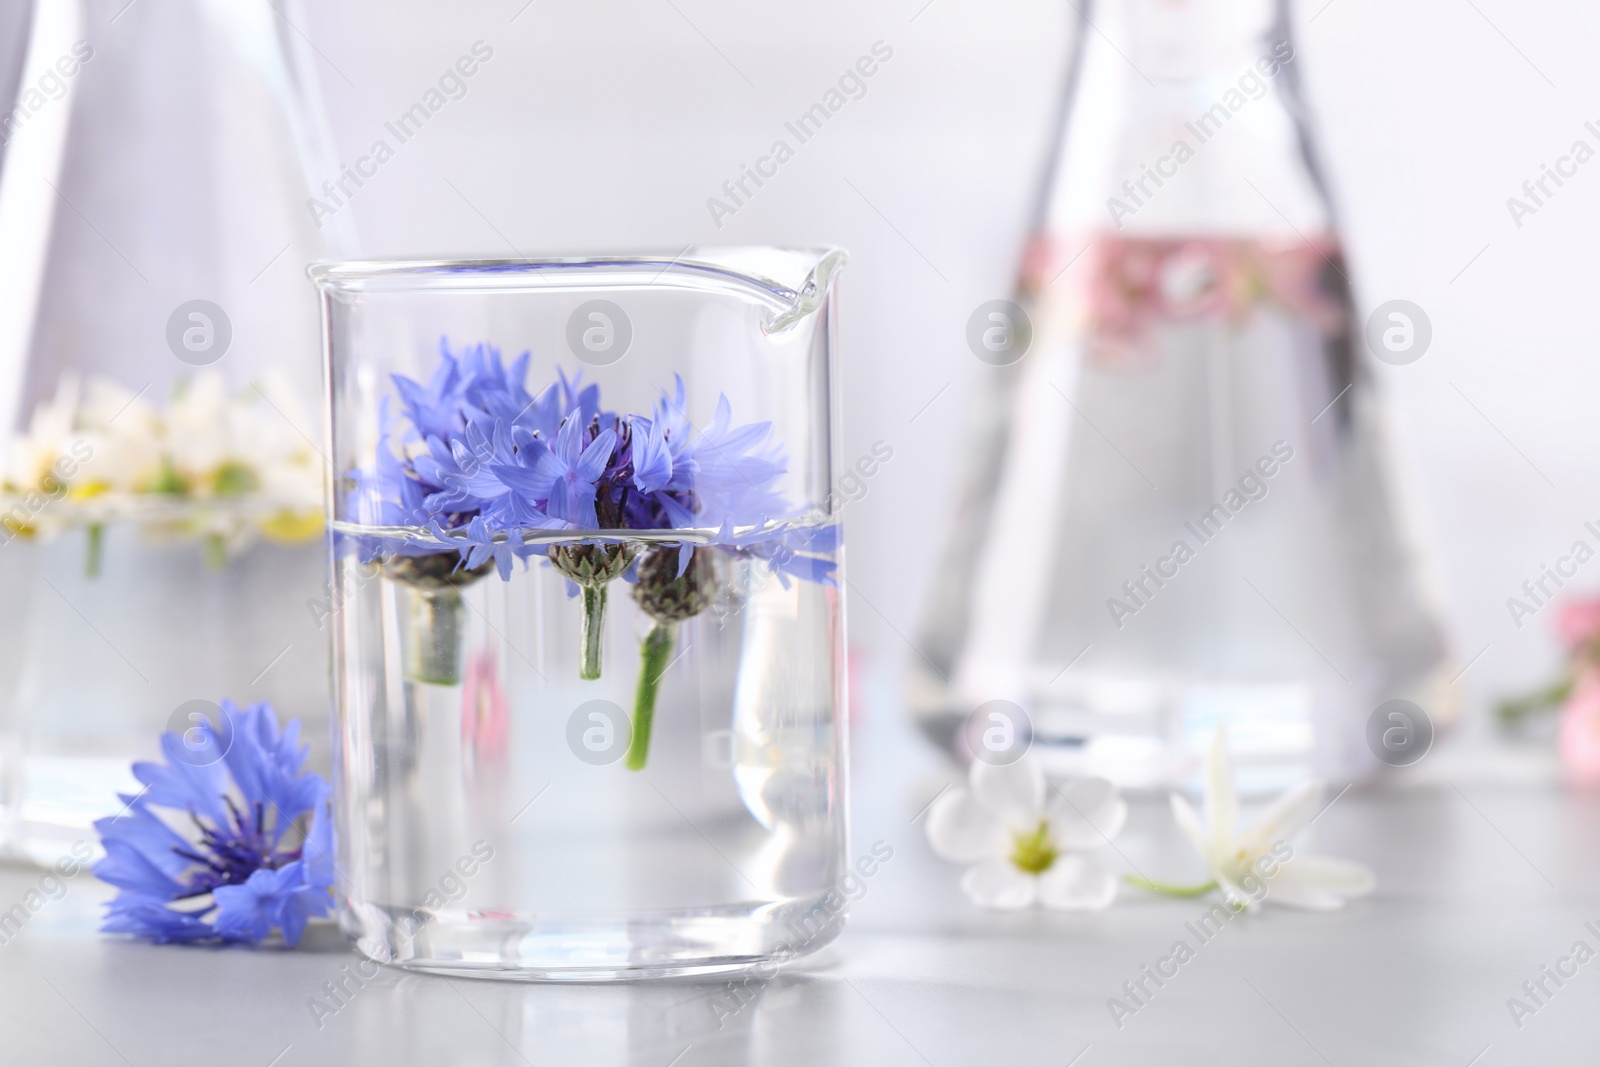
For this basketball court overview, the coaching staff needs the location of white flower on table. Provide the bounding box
[926,754,1127,910]
[1169,728,1375,911]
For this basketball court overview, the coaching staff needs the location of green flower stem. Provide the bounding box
[580,584,607,681]
[1496,675,1574,724]
[626,621,677,771]
[204,532,227,571]
[85,523,103,578]
[404,586,466,686]
[1124,874,1219,898]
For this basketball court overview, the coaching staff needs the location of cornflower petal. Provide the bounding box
[95,703,334,947]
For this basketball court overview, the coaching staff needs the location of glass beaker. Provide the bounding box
[910,0,1451,793]
[0,0,345,862]
[314,248,849,980]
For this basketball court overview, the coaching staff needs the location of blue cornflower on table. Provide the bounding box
[93,701,334,946]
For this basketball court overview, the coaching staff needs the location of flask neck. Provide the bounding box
[1029,0,1329,245]
[1114,0,1281,81]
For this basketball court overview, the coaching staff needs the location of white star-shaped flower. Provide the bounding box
[1170,728,1374,911]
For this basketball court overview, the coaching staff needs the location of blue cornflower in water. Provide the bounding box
[343,340,840,764]
[440,516,520,581]
[494,411,616,528]
[93,701,334,947]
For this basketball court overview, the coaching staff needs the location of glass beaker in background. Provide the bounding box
[0,0,346,862]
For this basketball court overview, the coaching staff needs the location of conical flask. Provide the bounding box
[0,0,349,862]
[910,0,1451,792]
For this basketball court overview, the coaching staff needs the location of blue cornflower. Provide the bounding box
[93,701,334,947]
[629,414,673,495]
[347,402,436,528]
[412,419,515,519]
[493,411,617,528]
[347,347,833,578]
[458,346,534,429]
[626,381,786,530]
[345,343,843,760]
[730,520,840,586]
[687,395,788,529]
[391,341,478,443]
[439,515,521,581]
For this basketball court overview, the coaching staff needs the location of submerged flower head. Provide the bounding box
[93,701,334,946]
[926,754,1126,910]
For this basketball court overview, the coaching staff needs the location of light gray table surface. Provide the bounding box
[3,702,1598,1067]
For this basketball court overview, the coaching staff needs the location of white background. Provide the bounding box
[300,0,1600,728]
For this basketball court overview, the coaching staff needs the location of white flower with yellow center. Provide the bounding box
[77,376,162,492]
[1165,728,1375,911]
[6,373,84,493]
[5,371,326,560]
[926,754,1126,910]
